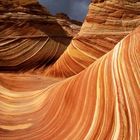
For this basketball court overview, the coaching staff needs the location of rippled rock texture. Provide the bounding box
[46,0,140,77]
[0,0,81,72]
[0,0,140,140]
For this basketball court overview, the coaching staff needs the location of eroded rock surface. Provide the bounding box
[0,0,140,140]
[46,0,140,77]
[0,24,140,140]
[0,0,81,72]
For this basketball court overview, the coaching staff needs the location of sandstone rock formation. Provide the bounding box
[0,0,81,72]
[0,24,140,140]
[0,0,140,140]
[46,0,140,77]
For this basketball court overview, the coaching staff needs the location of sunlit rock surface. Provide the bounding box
[0,0,140,140]
[0,24,140,140]
[46,0,140,77]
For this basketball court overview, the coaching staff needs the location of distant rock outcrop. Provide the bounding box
[0,0,81,72]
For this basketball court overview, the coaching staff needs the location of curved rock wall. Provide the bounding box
[0,0,140,139]
[46,0,140,77]
[0,0,80,72]
[0,25,140,140]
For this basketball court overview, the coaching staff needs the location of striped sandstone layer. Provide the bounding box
[0,25,139,140]
[46,0,140,77]
[0,0,81,72]
[0,0,140,139]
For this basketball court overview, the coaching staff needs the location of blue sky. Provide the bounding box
[38,0,91,21]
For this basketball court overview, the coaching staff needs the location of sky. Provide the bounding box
[38,0,91,21]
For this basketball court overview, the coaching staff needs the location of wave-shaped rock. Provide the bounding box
[0,24,140,140]
[0,0,140,139]
[46,0,140,77]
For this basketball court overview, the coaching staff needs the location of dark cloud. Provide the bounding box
[38,0,91,21]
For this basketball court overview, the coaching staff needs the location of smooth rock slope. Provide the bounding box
[0,24,140,140]
[0,0,140,140]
